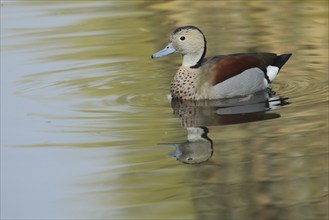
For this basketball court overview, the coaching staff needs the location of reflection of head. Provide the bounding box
[170,127,213,164]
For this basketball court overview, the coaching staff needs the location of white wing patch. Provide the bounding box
[266,65,279,82]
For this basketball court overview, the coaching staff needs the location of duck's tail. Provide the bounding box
[274,53,292,69]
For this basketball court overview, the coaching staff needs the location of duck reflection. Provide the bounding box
[169,127,213,164]
[167,90,289,164]
[172,89,288,128]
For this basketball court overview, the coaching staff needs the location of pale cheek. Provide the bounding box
[186,40,200,53]
[175,44,185,53]
[172,41,180,49]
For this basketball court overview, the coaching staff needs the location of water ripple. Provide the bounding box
[274,72,328,107]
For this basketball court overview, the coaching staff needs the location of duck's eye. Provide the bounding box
[180,36,185,41]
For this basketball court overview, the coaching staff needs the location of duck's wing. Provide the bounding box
[204,53,292,85]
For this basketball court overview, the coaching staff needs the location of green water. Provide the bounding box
[1,1,328,219]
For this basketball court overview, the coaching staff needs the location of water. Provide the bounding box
[1,0,328,219]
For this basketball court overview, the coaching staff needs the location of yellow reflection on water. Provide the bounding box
[1,0,328,219]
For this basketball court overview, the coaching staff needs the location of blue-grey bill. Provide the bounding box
[151,43,176,58]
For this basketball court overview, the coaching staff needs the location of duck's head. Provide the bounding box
[152,25,207,68]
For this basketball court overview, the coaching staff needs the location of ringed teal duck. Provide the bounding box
[151,25,292,100]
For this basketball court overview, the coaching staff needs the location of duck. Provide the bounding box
[151,25,292,100]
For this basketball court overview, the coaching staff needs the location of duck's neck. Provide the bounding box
[182,40,207,69]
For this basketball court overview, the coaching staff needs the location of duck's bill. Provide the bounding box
[151,43,176,58]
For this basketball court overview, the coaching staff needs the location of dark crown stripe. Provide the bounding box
[173,25,203,34]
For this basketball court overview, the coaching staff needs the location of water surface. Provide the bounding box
[1,1,328,219]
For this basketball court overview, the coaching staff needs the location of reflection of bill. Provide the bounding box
[169,127,213,164]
